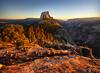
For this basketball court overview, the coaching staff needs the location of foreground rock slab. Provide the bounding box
[0,44,100,73]
[0,56,100,73]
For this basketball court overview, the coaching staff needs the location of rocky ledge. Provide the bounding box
[0,44,100,73]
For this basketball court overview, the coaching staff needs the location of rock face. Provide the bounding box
[40,11,53,20]
[40,11,61,27]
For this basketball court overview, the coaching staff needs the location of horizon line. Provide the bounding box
[0,16,100,20]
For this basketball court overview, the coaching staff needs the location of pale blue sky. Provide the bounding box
[0,0,99,19]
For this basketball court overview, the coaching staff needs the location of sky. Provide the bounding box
[0,0,100,20]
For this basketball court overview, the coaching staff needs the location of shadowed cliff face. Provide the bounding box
[61,18,100,58]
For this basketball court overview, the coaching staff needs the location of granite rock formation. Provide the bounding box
[40,11,53,20]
